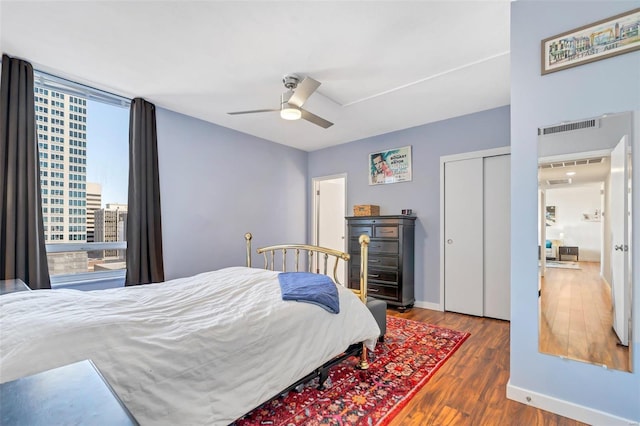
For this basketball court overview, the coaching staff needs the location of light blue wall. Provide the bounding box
[308,106,510,305]
[156,108,308,280]
[511,1,640,421]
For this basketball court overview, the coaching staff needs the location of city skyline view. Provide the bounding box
[34,80,130,276]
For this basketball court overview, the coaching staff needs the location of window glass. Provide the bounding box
[34,74,130,281]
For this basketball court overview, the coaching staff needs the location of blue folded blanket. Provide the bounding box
[278,272,340,314]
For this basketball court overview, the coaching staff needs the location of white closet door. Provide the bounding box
[483,154,511,320]
[444,158,484,316]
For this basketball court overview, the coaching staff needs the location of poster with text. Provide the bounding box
[369,146,412,185]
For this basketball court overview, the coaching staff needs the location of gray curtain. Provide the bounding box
[0,54,50,289]
[125,98,164,285]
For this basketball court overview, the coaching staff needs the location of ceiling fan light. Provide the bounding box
[280,104,301,120]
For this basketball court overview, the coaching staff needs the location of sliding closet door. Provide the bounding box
[444,158,484,316]
[483,155,511,320]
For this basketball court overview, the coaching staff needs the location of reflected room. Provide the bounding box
[538,111,633,372]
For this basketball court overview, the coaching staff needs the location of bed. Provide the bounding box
[0,234,380,425]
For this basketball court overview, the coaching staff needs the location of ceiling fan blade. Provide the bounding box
[227,108,278,115]
[301,109,333,129]
[288,76,321,108]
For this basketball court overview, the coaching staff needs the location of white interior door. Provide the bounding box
[314,176,346,285]
[483,154,511,320]
[444,158,484,316]
[610,136,630,346]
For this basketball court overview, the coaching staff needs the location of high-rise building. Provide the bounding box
[94,203,128,258]
[34,86,87,243]
[86,182,102,243]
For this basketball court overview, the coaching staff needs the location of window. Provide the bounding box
[34,72,130,288]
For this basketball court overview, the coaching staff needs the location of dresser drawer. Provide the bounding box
[349,226,372,238]
[367,283,398,300]
[374,225,398,238]
[350,239,398,254]
[368,268,398,284]
[369,240,398,254]
[357,255,399,268]
[351,265,397,283]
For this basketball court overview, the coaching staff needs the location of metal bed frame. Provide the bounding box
[244,232,371,387]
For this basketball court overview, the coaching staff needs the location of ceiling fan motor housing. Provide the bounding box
[282,74,300,90]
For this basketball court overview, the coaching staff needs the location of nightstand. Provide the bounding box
[0,359,138,425]
[0,279,30,295]
[558,246,579,261]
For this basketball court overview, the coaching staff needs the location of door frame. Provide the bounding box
[439,146,510,312]
[311,174,348,281]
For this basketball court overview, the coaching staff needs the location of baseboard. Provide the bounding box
[413,300,442,311]
[506,380,638,426]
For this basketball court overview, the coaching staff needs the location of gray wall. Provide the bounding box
[308,106,510,306]
[156,108,308,280]
[511,1,639,422]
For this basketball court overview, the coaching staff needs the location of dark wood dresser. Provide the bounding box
[346,215,416,311]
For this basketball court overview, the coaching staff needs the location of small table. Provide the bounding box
[0,359,138,425]
[558,246,579,261]
[0,279,31,295]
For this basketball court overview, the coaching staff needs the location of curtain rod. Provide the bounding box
[0,57,132,107]
[34,69,132,108]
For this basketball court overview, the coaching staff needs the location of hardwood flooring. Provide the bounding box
[539,261,629,371]
[384,308,587,426]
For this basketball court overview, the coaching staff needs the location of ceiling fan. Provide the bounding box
[227,74,333,129]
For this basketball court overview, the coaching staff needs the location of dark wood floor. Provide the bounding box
[539,261,629,371]
[384,308,587,426]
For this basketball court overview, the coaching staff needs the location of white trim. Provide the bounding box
[311,174,348,285]
[440,146,510,164]
[439,146,511,312]
[414,300,441,311]
[311,173,348,249]
[506,381,638,426]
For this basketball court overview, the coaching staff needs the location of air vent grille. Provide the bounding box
[538,119,599,135]
[539,157,605,169]
[547,178,572,185]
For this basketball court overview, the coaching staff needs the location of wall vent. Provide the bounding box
[547,178,572,185]
[539,157,605,169]
[538,119,599,135]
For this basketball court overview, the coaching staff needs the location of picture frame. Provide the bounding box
[541,8,640,75]
[369,146,412,185]
[546,206,556,227]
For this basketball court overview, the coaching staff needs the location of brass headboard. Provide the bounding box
[244,233,369,297]
[244,233,348,285]
[244,232,371,369]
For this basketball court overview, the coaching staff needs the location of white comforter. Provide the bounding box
[0,267,380,425]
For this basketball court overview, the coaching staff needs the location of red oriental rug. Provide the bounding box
[234,316,470,426]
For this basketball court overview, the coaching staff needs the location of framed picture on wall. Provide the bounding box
[369,146,412,185]
[545,205,556,226]
[541,8,640,75]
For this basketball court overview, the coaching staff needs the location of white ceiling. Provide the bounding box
[0,1,511,152]
[539,156,611,190]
